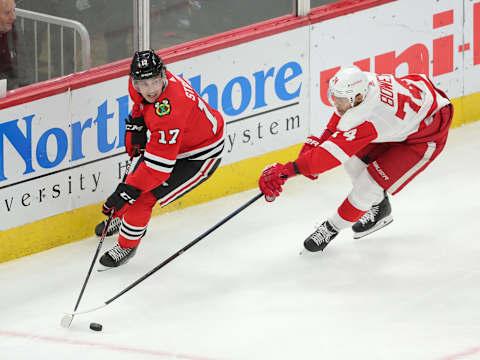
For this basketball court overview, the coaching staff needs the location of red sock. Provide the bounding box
[338,198,367,223]
[118,235,141,249]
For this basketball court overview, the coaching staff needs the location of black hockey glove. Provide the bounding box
[125,115,147,158]
[102,183,142,217]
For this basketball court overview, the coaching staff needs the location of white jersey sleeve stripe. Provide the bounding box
[177,136,225,159]
[144,161,174,173]
[184,141,224,160]
[144,151,176,173]
[144,151,176,165]
[321,140,350,164]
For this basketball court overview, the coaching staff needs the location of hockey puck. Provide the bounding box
[89,322,103,331]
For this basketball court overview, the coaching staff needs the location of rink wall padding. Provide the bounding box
[2,0,480,263]
[0,144,301,263]
[450,92,480,128]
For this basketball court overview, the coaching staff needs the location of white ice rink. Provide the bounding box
[1,121,480,360]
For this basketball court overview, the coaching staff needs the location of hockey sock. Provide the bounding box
[118,236,141,249]
[329,198,367,230]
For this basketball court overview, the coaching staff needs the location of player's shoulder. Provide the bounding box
[164,72,184,94]
[166,71,192,90]
[163,73,195,103]
[337,106,370,131]
[365,71,378,83]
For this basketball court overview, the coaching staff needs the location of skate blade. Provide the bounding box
[97,257,133,272]
[97,266,114,272]
[299,246,323,256]
[353,216,393,239]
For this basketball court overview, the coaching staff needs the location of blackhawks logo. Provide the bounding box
[155,99,171,117]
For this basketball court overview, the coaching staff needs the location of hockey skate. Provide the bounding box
[352,194,393,239]
[99,244,137,268]
[94,217,122,237]
[303,220,339,252]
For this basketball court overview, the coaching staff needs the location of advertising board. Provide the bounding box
[0,27,309,229]
[309,0,477,134]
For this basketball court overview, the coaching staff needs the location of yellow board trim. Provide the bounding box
[0,144,301,263]
[1,91,479,263]
[450,92,480,128]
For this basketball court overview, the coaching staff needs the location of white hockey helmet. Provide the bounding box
[328,66,369,107]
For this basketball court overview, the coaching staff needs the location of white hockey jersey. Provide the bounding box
[295,72,451,176]
[337,73,450,142]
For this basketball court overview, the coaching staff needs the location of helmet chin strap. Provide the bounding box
[348,95,356,107]
[347,92,366,109]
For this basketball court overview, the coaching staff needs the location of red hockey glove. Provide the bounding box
[299,135,326,180]
[258,162,298,201]
[102,183,142,218]
[125,115,147,158]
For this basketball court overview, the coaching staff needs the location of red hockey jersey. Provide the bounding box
[295,73,451,176]
[126,71,225,192]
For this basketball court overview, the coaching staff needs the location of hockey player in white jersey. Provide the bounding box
[258,66,453,252]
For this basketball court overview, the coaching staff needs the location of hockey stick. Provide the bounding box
[60,156,134,328]
[61,192,263,320]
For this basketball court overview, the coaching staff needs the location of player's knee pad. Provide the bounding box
[344,156,368,183]
[348,170,385,210]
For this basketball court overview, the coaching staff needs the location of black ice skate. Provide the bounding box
[352,194,393,239]
[303,220,339,252]
[95,217,122,237]
[99,244,137,268]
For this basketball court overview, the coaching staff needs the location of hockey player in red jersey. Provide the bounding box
[96,49,224,267]
[258,66,453,252]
